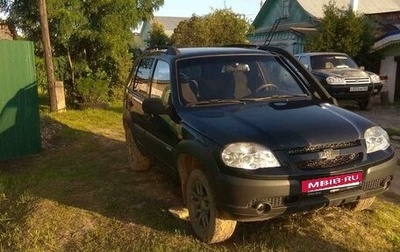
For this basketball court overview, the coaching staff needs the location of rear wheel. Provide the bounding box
[358,96,374,111]
[346,196,376,211]
[125,130,150,171]
[186,169,236,243]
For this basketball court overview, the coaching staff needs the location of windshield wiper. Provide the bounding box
[187,99,246,106]
[239,94,308,102]
[271,94,308,98]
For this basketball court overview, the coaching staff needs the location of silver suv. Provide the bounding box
[295,52,382,110]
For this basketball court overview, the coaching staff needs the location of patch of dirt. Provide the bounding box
[40,116,65,150]
[354,106,400,130]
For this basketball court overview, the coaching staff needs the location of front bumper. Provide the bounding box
[325,83,383,99]
[215,154,396,222]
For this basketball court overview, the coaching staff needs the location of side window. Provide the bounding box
[151,60,170,104]
[298,56,309,69]
[133,58,155,98]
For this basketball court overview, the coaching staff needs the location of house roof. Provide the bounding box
[151,16,189,32]
[297,0,400,19]
[373,30,400,51]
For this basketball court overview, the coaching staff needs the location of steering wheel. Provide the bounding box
[255,83,278,93]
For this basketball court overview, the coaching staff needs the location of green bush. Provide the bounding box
[76,78,109,106]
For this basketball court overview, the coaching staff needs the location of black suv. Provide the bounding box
[123,46,396,243]
[295,52,383,111]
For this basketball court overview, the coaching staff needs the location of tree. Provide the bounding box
[38,0,60,112]
[171,9,252,47]
[306,1,378,68]
[147,21,170,48]
[2,0,164,105]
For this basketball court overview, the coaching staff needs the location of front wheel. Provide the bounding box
[358,96,374,111]
[186,169,237,243]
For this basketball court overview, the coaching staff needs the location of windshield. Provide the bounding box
[310,55,358,70]
[177,55,309,105]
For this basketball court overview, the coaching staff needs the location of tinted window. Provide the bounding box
[310,55,358,70]
[177,55,308,104]
[298,56,309,68]
[151,60,170,104]
[133,58,155,97]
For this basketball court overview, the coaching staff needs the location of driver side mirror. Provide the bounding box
[142,98,168,114]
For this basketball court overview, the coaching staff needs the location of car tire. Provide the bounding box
[186,169,237,243]
[346,196,376,211]
[358,96,374,111]
[125,130,150,171]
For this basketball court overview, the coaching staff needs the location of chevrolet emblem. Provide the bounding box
[319,149,340,160]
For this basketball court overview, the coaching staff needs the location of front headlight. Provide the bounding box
[364,126,390,153]
[326,76,346,85]
[221,142,280,170]
[370,74,380,84]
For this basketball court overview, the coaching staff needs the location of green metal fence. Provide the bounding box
[0,40,41,161]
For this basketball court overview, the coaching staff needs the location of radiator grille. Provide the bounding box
[287,141,359,155]
[345,77,370,84]
[362,178,385,191]
[248,197,284,208]
[296,153,360,169]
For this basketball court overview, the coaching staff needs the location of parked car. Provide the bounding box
[295,52,382,110]
[122,46,396,243]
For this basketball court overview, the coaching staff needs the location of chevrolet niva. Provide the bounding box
[295,52,383,111]
[122,46,396,243]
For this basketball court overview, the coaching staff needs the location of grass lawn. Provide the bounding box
[0,106,399,251]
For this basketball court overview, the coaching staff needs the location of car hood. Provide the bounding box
[179,100,375,149]
[312,68,370,78]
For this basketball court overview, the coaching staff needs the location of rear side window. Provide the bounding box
[151,60,171,104]
[133,58,155,97]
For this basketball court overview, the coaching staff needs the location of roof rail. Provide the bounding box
[222,44,259,49]
[166,46,180,55]
[144,46,180,55]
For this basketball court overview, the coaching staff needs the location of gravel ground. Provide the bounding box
[348,103,400,196]
[354,106,400,130]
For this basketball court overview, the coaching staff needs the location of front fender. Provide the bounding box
[174,139,221,177]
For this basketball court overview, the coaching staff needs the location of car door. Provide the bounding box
[125,57,155,153]
[144,60,181,170]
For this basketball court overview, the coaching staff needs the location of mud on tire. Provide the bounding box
[186,169,237,243]
[125,131,151,171]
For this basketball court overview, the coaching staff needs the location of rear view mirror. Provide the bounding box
[222,63,250,73]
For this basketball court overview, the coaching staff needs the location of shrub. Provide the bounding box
[76,78,109,106]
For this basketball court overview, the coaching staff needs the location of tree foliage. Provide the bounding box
[171,9,252,47]
[147,21,170,48]
[1,0,163,104]
[306,2,378,68]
